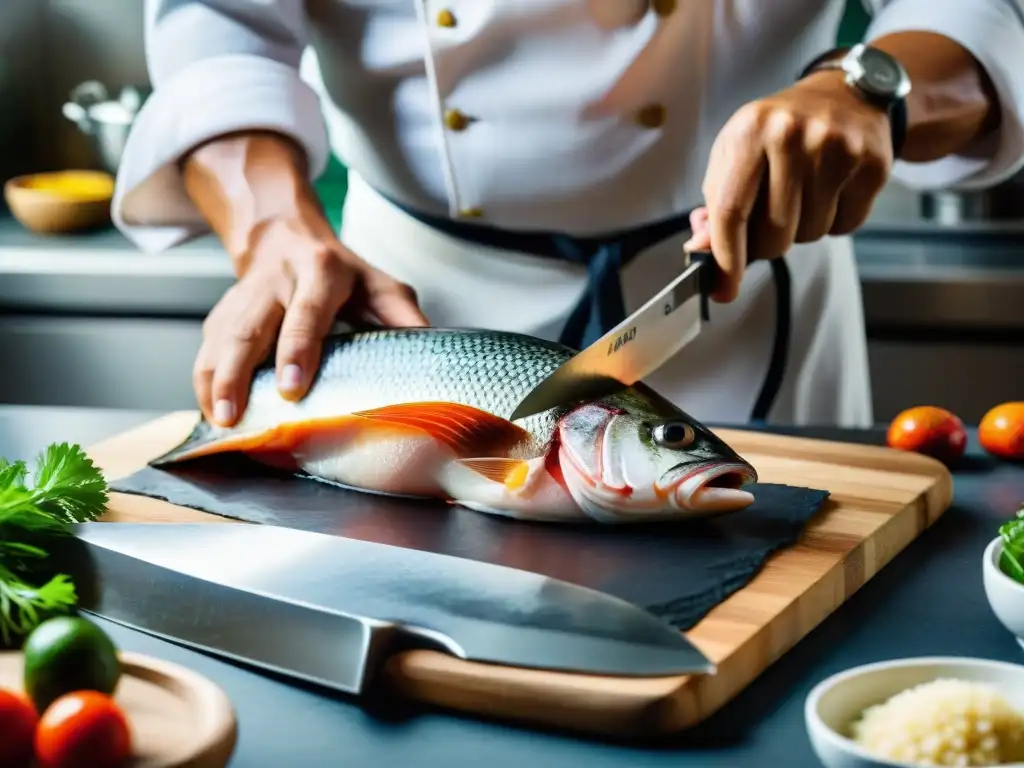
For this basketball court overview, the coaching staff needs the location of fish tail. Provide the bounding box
[150,420,250,466]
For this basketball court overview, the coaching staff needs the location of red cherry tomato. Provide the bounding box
[35,691,131,768]
[979,402,1024,461]
[0,688,38,768]
[887,406,967,466]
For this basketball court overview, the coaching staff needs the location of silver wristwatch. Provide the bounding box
[800,44,912,157]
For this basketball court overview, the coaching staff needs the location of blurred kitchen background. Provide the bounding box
[0,0,1021,423]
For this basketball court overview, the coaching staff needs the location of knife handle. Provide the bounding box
[685,250,716,322]
[685,248,772,321]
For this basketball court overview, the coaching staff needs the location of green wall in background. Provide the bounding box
[313,154,349,232]
[313,0,873,227]
[837,0,871,45]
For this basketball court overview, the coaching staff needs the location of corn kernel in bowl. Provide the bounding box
[851,678,1024,766]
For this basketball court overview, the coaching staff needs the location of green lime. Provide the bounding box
[22,616,121,713]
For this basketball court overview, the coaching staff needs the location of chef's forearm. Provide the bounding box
[869,31,1001,163]
[181,131,334,274]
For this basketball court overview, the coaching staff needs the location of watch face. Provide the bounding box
[856,48,910,98]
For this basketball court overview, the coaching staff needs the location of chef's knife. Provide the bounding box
[64,523,713,695]
[509,251,717,421]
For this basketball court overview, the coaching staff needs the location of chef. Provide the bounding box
[112,0,1022,429]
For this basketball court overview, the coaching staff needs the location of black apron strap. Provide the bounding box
[388,201,691,349]
[750,257,791,423]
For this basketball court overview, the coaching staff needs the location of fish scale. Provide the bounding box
[216,328,686,446]
[230,328,576,448]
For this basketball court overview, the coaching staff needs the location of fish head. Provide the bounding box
[555,401,758,520]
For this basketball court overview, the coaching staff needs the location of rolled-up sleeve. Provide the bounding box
[862,0,1024,191]
[113,0,330,252]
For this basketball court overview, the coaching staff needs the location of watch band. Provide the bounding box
[798,47,908,160]
[798,46,852,81]
[886,95,908,161]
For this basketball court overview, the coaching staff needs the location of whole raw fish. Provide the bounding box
[153,329,758,523]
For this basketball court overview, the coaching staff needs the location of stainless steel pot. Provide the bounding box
[920,171,1024,225]
[62,81,148,174]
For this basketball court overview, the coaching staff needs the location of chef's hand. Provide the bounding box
[684,71,893,302]
[195,222,428,427]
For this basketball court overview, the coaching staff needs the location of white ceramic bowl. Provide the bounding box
[805,656,1024,768]
[984,536,1024,650]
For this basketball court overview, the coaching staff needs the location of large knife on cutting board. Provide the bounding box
[65,523,713,693]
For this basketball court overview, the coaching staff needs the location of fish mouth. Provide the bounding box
[658,461,758,514]
[557,445,758,521]
[555,405,759,521]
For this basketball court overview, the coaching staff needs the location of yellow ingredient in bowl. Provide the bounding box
[23,172,115,202]
[851,678,1024,766]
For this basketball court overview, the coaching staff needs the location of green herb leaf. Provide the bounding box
[0,541,48,559]
[0,458,28,489]
[0,442,108,644]
[0,565,77,646]
[29,443,109,524]
[1001,550,1024,584]
[998,503,1024,584]
[0,484,62,533]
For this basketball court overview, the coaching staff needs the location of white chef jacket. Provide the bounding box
[113,0,1024,427]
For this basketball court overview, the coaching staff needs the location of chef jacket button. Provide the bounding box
[635,103,667,129]
[436,9,457,27]
[458,207,484,219]
[651,0,676,15]
[444,108,472,132]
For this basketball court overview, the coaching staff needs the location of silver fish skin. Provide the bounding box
[153,329,758,523]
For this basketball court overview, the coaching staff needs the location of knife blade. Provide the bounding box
[63,523,713,695]
[509,251,717,421]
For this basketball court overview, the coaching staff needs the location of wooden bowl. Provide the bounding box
[3,170,115,234]
[0,650,238,768]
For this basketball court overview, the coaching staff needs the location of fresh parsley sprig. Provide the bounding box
[0,443,108,645]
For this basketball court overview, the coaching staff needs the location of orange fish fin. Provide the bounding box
[269,415,385,449]
[160,417,368,463]
[158,404,524,464]
[457,458,532,490]
[352,402,529,455]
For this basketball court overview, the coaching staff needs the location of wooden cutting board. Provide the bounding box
[86,411,953,738]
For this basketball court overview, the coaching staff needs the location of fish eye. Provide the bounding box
[652,421,695,449]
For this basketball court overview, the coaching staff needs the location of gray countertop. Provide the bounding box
[2,215,1023,330]
[851,227,1024,332]
[0,217,231,316]
[1,404,1022,768]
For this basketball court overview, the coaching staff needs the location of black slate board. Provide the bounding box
[111,456,829,630]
